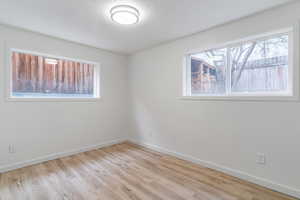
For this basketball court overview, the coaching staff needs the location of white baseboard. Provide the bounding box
[129,139,300,199]
[0,138,126,173]
[1,138,299,199]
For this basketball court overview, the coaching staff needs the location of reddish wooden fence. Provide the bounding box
[12,52,95,94]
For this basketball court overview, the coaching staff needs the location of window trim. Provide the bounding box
[181,27,299,101]
[6,48,101,102]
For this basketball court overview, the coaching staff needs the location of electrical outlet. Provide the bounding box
[256,153,266,165]
[8,144,16,154]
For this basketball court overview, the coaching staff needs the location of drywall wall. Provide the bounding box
[129,1,300,197]
[0,24,130,170]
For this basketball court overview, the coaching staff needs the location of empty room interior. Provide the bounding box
[1,0,300,199]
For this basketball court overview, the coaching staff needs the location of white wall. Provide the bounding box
[0,24,130,170]
[129,1,300,197]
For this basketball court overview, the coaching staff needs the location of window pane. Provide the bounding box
[190,48,226,95]
[230,35,288,93]
[11,51,96,98]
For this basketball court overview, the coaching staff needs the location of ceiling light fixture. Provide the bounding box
[110,5,140,25]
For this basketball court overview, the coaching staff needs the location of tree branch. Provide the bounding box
[232,42,257,87]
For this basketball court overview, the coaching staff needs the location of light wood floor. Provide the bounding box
[0,142,297,200]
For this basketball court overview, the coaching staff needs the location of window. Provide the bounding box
[9,49,100,100]
[230,35,288,93]
[190,48,227,95]
[184,30,293,99]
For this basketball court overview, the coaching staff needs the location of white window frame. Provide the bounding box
[182,27,299,101]
[6,48,101,102]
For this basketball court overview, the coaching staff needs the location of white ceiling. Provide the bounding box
[0,0,294,54]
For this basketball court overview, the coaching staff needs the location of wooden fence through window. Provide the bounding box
[11,52,95,95]
[191,56,288,93]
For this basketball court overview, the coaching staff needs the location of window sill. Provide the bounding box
[6,97,101,102]
[179,94,299,102]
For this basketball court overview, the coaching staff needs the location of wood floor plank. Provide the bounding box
[0,142,297,200]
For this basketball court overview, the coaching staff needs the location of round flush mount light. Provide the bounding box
[110,5,140,25]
